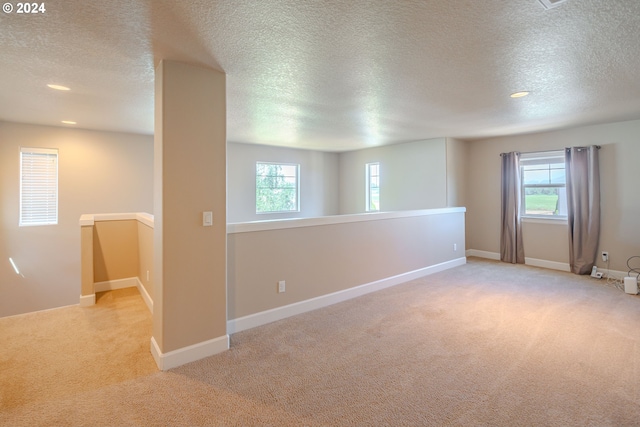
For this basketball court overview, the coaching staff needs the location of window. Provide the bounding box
[256,162,299,213]
[20,147,58,226]
[366,162,380,212]
[520,150,566,218]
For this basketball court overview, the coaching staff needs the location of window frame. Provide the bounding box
[19,147,59,227]
[519,150,567,220]
[255,161,300,214]
[365,162,380,212]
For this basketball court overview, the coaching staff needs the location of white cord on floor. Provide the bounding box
[603,258,624,291]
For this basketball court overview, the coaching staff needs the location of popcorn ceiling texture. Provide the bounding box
[1,0,640,150]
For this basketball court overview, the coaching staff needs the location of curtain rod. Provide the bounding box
[499,145,601,157]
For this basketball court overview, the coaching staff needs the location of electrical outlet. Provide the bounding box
[602,251,609,262]
[453,243,457,251]
[146,270,150,281]
[278,280,286,293]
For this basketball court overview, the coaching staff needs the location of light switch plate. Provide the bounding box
[203,211,213,226]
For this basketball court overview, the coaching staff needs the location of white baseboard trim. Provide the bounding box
[94,277,139,293]
[150,334,229,371]
[79,293,95,307]
[89,277,154,313]
[467,250,635,280]
[525,257,570,272]
[467,249,572,272]
[135,278,154,314]
[466,249,500,260]
[227,257,467,334]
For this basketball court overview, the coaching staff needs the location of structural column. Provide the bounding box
[152,60,227,370]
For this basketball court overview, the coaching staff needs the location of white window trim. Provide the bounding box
[255,161,300,214]
[19,147,59,226]
[365,162,380,212]
[521,216,568,225]
[519,150,567,220]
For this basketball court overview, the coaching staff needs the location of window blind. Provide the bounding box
[519,150,565,166]
[20,147,58,226]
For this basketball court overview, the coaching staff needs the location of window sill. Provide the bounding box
[256,211,301,215]
[521,216,567,225]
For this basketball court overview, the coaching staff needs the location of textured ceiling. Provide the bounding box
[1,0,640,151]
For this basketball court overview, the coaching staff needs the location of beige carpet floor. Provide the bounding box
[1,258,639,426]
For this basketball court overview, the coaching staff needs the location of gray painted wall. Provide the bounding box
[338,138,448,214]
[466,119,640,272]
[227,142,340,222]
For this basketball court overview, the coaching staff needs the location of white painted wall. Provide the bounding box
[466,119,640,272]
[338,138,448,214]
[227,142,339,222]
[0,121,153,317]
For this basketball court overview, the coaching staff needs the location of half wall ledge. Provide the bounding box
[227,207,466,233]
[79,212,154,313]
[78,207,467,339]
[79,212,154,228]
[226,207,468,329]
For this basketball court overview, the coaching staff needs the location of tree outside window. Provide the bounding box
[256,162,299,213]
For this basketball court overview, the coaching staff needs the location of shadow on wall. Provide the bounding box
[93,220,139,284]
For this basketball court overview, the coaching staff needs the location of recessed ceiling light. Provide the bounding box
[510,91,530,98]
[61,120,77,125]
[47,84,71,91]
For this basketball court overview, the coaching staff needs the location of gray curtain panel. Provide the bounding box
[565,146,601,275]
[500,152,524,264]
